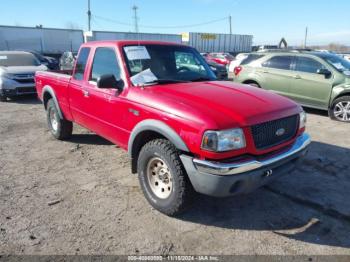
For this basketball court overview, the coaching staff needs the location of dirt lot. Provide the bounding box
[0,95,349,256]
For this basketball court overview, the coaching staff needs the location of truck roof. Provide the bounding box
[81,40,185,48]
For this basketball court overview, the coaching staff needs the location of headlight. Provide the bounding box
[299,111,307,129]
[0,73,14,80]
[210,66,217,71]
[202,128,246,152]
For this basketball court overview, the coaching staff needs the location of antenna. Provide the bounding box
[87,0,92,31]
[132,5,139,33]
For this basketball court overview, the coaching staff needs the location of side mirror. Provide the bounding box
[317,68,332,78]
[97,74,124,92]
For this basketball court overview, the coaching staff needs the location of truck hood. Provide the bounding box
[0,65,47,75]
[131,81,301,129]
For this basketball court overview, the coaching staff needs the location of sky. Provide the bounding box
[0,0,349,46]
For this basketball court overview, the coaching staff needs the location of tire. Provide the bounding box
[0,94,7,102]
[46,99,73,139]
[329,96,350,122]
[137,139,194,216]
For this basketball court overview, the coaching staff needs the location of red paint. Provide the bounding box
[205,53,234,66]
[35,41,304,161]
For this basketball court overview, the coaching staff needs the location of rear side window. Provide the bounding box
[263,56,293,70]
[90,47,120,82]
[295,56,325,74]
[241,54,264,65]
[73,48,90,80]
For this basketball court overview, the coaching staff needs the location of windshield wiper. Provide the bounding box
[190,77,213,82]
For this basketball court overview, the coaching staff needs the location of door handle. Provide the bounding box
[82,90,89,97]
[294,75,301,79]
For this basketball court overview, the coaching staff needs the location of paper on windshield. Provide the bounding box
[0,56,7,60]
[130,68,158,86]
[124,46,150,60]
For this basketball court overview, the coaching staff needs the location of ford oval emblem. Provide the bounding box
[275,128,286,136]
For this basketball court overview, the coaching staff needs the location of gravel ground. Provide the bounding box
[0,95,349,256]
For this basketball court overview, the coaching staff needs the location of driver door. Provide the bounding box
[82,46,128,146]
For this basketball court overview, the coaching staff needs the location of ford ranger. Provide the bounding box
[35,41,310,216]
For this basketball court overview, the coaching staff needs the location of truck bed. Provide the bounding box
[35,70,73,121]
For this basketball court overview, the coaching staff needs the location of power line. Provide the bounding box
[92,14,228,29]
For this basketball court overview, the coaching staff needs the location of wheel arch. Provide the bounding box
[242,79,261,87]
[42,85,63,119]
[128,120,189,174]
[331,91,350,107]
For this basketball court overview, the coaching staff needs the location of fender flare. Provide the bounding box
[42,85,64,119]
[128,119,189,157]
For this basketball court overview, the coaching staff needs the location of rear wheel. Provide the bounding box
[46,99,73,139]
[137,139,194,216]
[329,96,350,122]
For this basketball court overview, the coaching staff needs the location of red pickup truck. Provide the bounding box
[35,41,310,216]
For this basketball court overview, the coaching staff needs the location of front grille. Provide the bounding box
[16,87,36,94]
[14,78,35,84]
[251,115,299,150]
[13,74,35,84]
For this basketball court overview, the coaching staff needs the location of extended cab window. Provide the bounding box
[295,57,325,74]
[263,56,293,70]
[90,47,120,82]
[73,48,90,80]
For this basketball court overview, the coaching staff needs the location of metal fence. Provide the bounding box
[0,25,84,54]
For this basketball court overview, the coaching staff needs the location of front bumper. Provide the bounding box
[180,133,311,197]
[0,85,36,96]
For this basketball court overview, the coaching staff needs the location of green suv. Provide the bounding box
[233,51,350,122]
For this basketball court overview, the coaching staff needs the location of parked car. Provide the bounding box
[206,60,228,80]
[228,53,249,72]
[59,51,77,70]
[29,51,59,70]
[0,51,47,101]
[35,41,310,216]
[233,51,350,122]
[201,53,228,80]
[205,52,234,66]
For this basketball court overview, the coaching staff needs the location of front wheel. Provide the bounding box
[137,139,194,216]
[46,99,73,139]
[329,96,350,122]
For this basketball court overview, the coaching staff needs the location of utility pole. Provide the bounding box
[229,15,232,34]
[132,5,139,33]
[304,26,308,48]
[87,0,92,31]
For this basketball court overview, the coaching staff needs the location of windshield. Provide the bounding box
[321,54,350,74]
[0,53,40,67]
[123,44,216,85]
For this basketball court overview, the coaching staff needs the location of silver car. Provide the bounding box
[0,51,47,102]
